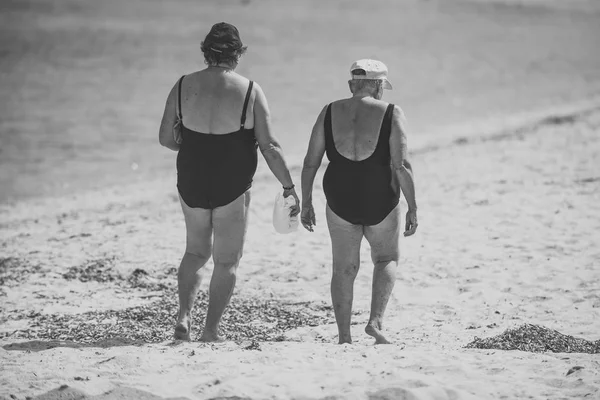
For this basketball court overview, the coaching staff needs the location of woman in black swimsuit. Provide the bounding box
[301,59,418,345]
[159,23,299,342]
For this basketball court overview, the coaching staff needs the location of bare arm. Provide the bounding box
[300,106,327,231]
[253,82,299,213]
[390,106,418,235]
[158,81,180,151]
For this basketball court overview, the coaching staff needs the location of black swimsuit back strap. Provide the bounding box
[380,103,395,140]
[240,81,254,129]
[324,103,338,159]
[325,103,333,140]
[383,104,395,130]
[177,75,185,119]
[370,103,395,158]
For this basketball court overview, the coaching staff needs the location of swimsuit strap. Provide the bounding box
[240,81,254,129]
[324,103,332,140]
[371,103,395,155]
[177,75,185,119]
[324,103,341,160]
[380,103,395,139]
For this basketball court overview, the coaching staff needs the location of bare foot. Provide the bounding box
[199,331,226,343]
[174,319,191,341]
[365,323,392,344]
[338,336,352,345]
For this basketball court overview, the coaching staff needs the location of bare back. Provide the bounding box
[180,69,255,134]
[330,97,389,161]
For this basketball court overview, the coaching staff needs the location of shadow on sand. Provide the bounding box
[8,385,193,400]
[7,384,467,400]
[2,337,149,352]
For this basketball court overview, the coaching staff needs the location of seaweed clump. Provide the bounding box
[465,324,600,354]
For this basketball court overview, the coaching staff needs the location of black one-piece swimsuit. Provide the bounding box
[176,79,258,209]
[323,103,400,226]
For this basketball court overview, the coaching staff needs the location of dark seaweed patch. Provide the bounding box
[465,324,599,354]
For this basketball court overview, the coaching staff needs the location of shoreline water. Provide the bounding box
[2,0,600,204]
[2,96,598,210]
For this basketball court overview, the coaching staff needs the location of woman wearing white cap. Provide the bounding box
[301,59,418,344]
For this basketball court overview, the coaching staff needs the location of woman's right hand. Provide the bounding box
[301,203,316,232]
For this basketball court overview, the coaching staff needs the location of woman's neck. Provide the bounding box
[209,63,235,71]
[352,89,383,100]
[352,92,377,99]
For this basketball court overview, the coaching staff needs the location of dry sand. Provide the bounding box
[1,102,599,399]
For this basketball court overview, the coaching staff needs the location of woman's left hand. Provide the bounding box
[301,203,316,232]
[283,187,300,217]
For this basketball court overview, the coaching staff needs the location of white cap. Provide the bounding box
[349,59,393,90]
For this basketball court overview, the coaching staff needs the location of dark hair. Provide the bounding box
[201,22,248,66]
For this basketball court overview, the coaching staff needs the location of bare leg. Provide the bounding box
[201,261,237,342]
[175,195,213,341]
[175,253,210,340]
[364,204,400,344]
[200,191,250,342]
[364,261,396,344]
[326,205,363,344]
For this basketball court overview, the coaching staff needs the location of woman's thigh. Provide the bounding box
[212,190,251,264]
[179,194,213,258]
[326,204,363,270]
[363,203,400,263]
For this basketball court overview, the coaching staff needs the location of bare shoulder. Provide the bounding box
[372,97,390,108]
[235,72,252,87]
[315,103,328,122]
[330,98,351,115]
[363,98,390,114]
[391,104,406,119]
[390,104,407,131]
[180,70,203,83]
[164,73,187,104]
[361,98,390,119]
[251,81,267,109]
[251,80,264,97]
[177,70,205,93]
[223,72,255,102]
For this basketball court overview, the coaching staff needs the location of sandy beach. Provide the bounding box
[2,102,599,399]
[2,0,600,399]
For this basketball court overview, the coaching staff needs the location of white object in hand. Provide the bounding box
[272,192,299,234]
